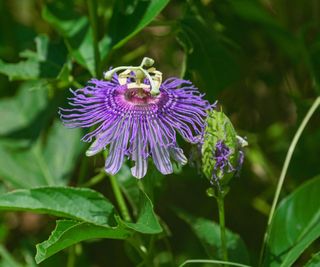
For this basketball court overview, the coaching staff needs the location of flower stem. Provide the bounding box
[109,175,132,222]
[216,190,228,265]
[259,96,320,266]
[81,170,105,187]
[87,0,100,76]
[67,245,76,267]
[179,259,252,267]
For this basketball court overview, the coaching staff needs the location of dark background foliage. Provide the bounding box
[0,0,319,266]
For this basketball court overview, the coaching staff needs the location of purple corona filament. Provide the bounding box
[59,70,210,179]
[212,140,235,179]
[211,140,244,184]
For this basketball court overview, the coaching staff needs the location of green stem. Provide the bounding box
[87,0,100,76]
[81,171,105,187]
[179,259,252,267]
[216,191,228,265]
[109,175,132,222]
[67,245,76,267]
[259,96,320,266]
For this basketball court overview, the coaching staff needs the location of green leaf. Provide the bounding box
[0,81,48,136]
[0,186,115,226]
[42,4,88,38]
[42,2,111,76]
[0,59,39,81]
[117,164,164,217]
[264,176,320,267]
[34,189,162,263]
[0,35,67,81]
[305,251,320,267]
[178,17,240,96]
[109,0,170,49]
[177,211,250,264]
[0,120,83,188]
[35,220,131,264]
[122,189,162,234]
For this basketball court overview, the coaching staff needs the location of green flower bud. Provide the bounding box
[202,110,247,188]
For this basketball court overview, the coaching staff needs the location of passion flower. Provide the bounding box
[59,58,210,178]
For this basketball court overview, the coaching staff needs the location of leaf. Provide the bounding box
[305,251,320,267]
[177,210,250,264]
[117,164,164,217]
[109,0,170,49]
[178,17,240,97]
[0,81,48,136]
[0,35,67,81]
[35,220,131,264]
[0,120,83,188]
[42,2,111,76]
[0,59,39,81]
[264,176,320,267]
[121,189,162,234]
[34,189,162,263]
[43,121,83,185]
[41,4,88,38]
[0,186,115,226]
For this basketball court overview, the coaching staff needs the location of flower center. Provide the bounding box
[124,87,158,105]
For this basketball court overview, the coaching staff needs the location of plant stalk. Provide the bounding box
[179,259,252,267]
[109,175,132,222]
[217,190,228,265]
[259,96,320,266]
[87,0,101,76]
[67,245,76,267]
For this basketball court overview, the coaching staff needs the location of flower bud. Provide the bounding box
[202,110,247,188]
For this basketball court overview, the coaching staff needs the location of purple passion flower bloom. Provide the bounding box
[59,58,210,178]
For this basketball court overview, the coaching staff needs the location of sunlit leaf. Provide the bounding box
[0,186,115,226]
[121,189,162,234]
[109,0,170,49]
[0,59,39,81]
[264,176,320,267]
[34,189,162,263]
[35,220,131,264]
[0,35,67,81]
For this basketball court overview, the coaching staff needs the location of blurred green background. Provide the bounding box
[0,0,319,266]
